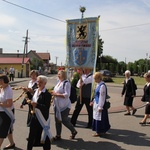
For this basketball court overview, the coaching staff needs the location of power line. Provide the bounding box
[2,0,65,23]
[2,0,150,31]
[101,22,150,32]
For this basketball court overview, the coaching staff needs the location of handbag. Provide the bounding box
[103,101,111,109]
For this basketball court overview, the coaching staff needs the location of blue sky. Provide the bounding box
[0,0,150,66]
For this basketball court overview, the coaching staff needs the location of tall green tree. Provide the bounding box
[101,55,118,72]
[96,35,104,70]
[118,61,126,75]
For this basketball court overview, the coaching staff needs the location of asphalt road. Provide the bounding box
[1,75,150,150]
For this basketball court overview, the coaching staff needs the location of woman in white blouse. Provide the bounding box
[90,72,110,137]
[0,74,15,149]
[51,70,77,140]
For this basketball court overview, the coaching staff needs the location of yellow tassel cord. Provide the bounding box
[11,87,25,103]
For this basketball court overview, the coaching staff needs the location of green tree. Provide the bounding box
[118,61,126,75]
[30,58,44,70]
[96,36,104,70]
[101,55,118,72]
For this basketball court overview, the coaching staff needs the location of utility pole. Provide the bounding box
[21,30,30,77]
[22,29,30,57]
[55,56,58,66]
[125,57,127,70]
[146,53,148,72]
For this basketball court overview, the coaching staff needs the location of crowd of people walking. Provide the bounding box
[0,68,149,150]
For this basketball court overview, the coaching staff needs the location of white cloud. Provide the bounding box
[0,14,16,26]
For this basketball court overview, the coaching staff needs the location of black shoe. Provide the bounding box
[139,122,146,125]
[70,131,77,139]
[3,143,15,149]
[132,109,137,115]
[124,112,131,115]
[53,135,61,141]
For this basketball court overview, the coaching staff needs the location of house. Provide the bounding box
[27,50,43,61]
[0,48,51,75]
[36,52,51,68]
[0,57,30,77]
[28,50,51,73]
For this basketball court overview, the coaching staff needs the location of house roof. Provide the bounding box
[28,50,42,60]
[0,57,30,64]
[37,53,50,60]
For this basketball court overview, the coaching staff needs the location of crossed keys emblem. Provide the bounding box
[75,48,87,65]
[76,24,88,40]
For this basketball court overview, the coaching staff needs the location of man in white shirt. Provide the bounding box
[9,66,15,81]
[71,68,93,128]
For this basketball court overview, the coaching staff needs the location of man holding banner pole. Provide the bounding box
[66,16,99,128]
[71,68,93,128]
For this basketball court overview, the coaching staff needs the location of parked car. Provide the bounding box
[99,70,112,77]
[99,70,113,82]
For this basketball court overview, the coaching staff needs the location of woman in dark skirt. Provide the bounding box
[121,70,137,115]
[90,72,110,137]
[26,75,52,150]
[140,72,150,125]
[0,74,15,149]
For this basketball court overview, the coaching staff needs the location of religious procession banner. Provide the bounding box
[66,17,99,69]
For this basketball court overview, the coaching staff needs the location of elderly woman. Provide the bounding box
[0,74,15,149]
[51,70,77,140]
[21,70,38,106]
[140,72,150,125]
[90,72,110,137]
[20,70,38,127]
[121,70,137,115]
[26,75,52,150]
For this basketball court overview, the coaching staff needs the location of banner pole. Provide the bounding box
[80,73,83,104]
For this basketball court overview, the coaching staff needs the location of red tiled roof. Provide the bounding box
[37,53,50,60]
[0,57,30,64]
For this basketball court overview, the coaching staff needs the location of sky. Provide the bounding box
[0,0,150,66]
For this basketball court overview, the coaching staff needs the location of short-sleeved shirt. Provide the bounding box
[0,85,14,111]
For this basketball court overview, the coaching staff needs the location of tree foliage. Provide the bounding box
[95,36,150,75]
[96,36,104,70]
[30,58,44,70]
